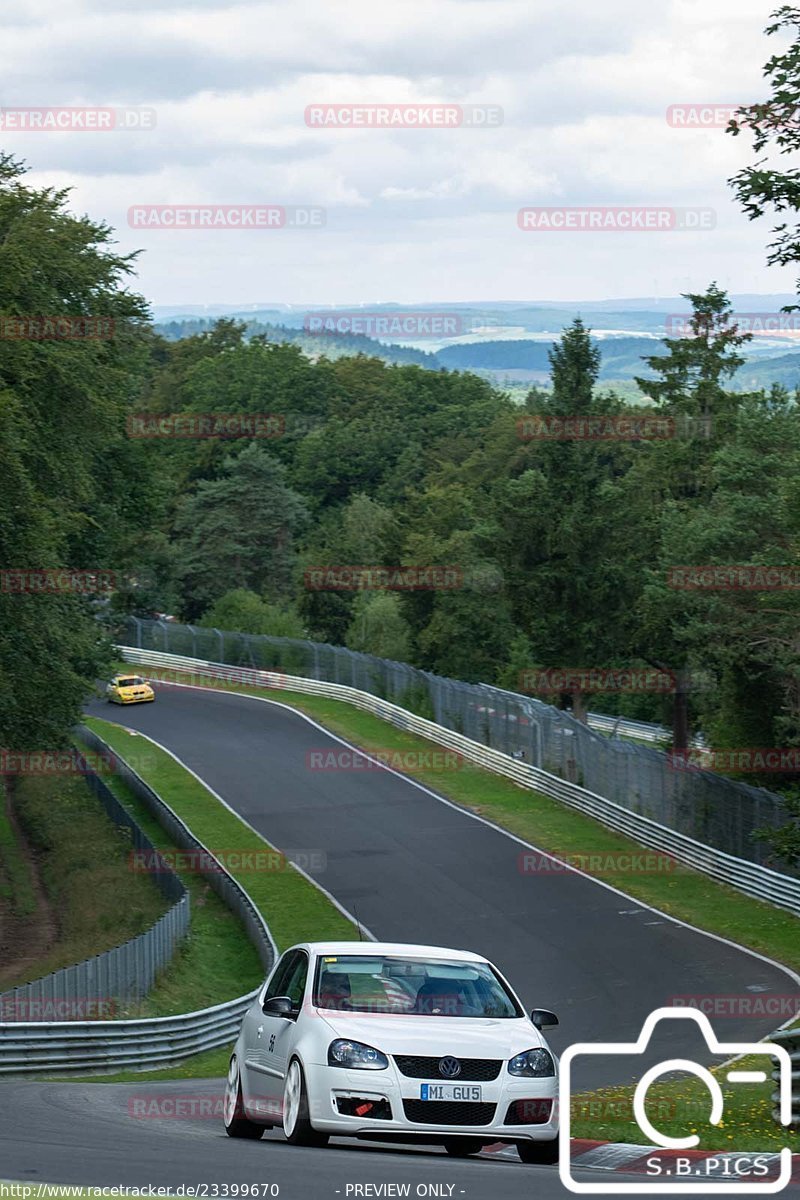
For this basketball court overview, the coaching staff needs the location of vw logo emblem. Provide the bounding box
[438,1056,461,1078]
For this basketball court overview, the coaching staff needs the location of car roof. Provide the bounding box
[298,942,487,962]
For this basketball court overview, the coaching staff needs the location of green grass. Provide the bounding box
[570,1049,799,1151]
[85,717,356,952]
[0,786,36,918]
[2,773,169,989]
[130,665,800,974]
[72,732,263,1020]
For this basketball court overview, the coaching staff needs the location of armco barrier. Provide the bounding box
[0,728,275,1076]
[771,1027,800,1127]
[118,646,800,918]
[586,710,705,748]
[121,618,787,868]
[0,751,190,1020]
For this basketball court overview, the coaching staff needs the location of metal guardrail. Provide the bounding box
[0,751,190,1022]
[586,711,706,748]
[122,618,789,870]
[771,1028,800,1126]
[0,728,276,1076]
[119,646,800,918]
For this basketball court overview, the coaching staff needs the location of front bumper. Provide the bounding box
[303,1061,559,1142]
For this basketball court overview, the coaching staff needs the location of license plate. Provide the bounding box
[419,1084,482,1101]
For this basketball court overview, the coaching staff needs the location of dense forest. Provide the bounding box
[1,146,798,783]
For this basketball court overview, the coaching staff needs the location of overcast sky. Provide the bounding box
[1,0,793,308]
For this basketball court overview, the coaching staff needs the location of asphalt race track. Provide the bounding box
[1,681,797,1196]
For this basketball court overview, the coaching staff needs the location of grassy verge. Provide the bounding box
[2,773,168,989]
[85,717,356,952]
[0,786,36,918]
[72,732,263,1020]
[56,715,357,1082]
[127,667,800,974]
[570,1049,798,1151]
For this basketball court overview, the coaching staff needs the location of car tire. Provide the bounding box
[516,1137,559,1164]
[224,1056,266,1139]
[282,1058,329,1147]
[443,1139,483,1157]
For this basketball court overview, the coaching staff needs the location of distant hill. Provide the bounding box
[155,318,438,369]
[434,336,668,378]
[154,318,800,395]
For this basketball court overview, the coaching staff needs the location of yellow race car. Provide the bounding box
[106,673,155,704]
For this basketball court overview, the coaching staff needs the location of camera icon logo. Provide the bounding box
[559,1006,793,1194]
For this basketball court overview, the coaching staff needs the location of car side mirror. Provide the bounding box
[531,1008,559,1029]
[263,995,295,1017]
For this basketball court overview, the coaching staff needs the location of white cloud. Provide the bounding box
[2,0,793,302]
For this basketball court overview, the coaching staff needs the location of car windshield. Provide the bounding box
[117,676,144,687]
[313,954,521,1017]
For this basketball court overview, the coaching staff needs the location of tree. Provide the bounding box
[652,388,800,760]
[728,6,800,303]
[174,444,308,617]
[0,154,151,749]
[492,319,642,721]
[345,593,412,661]
[200,589,306,638]
[632,285,752,748]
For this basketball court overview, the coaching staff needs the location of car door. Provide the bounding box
[244,950,309,1114]
[241,951,295,1113]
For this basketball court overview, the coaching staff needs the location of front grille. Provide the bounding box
[393,1055,502,1081]
[403,1100,496,1126]
[505,1098,553,1125]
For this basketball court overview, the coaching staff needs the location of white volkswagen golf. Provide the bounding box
[224,941,560,1162]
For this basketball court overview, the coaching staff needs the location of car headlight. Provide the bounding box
[508,1048,555,1077]
[327,1039,388,1070]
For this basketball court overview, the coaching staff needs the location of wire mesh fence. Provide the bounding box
[119,616,793,873]
[0,749,190,1020]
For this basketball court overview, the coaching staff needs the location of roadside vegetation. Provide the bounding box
[1,773,168,990]
[570,1048,798,1151]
